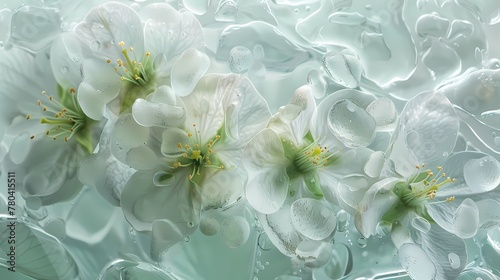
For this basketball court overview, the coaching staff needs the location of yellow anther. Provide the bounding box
[189,175,193,180]
[134,75,139,80]
[216,135,221,139]
[129,47,134,51]
[70,88,76,93]
[185,144,190,149]
[121,76,125,81]
[30,135,35,139]
[114,67,118,71]
[64,137,68,142]
[106,59,111,63]
[49,95,53,100]
[193,124,196,127]
[442,173,446,177]
[146,52,150,56]
[119,41,125,47]
[416,165,420,169]
[208,149,213,154]
[219,165,224,169]
[195,144,199,147]
[187,132,193,137]
[177,143,182,149]
[446,196,455,202]
[26,114,31,120]
[37,100,41,106]
[173,162,181,168]
[182,153,188,158]
[46,130,50,135]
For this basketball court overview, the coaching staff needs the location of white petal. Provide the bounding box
[398,91,459,167]
[81,59,121,93]
[151,219,184,261]
[9,132,32,164]
[289,85,316,146]
[257,204,301,256]
[75,2,144,60]
[411,224,467,280]
[199,169,243,210]
[141,3,204,61]
[132,98,185,127]
[245,168,289,214]
[295,240,334,269]
[126,145,159,170]
[398,243,437,280]
[355,178,401,237]
[243,128,288,171]
[111,114,150,163]
[77,82,106,121]
[161,127,190,157]
[50,33,84,89]
[290,198,336,241]
[146,85,177,105]
[452,198,480,239]
[120,170,196,233]
[171,48,210,97]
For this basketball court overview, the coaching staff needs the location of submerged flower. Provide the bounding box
[55,2,206,120]
[245,86,376,265]
[0,47,102,204]
[114,74,270,256]
[245,86,376,215]
[355,91,500,279]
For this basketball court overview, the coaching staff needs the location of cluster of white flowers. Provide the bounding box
[1,1,500,280]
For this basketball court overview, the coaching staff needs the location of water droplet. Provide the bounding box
[443,151,449,157]
[336,210,349,232]
[307,69,327,99]
[448,252,461,269]
[412,216,431,233]
[464,156,500,193]
[184,236,190,242]
[494,137,500,146]
[221,216,250,248]
[328,99,376,147]
[322,49,363,88]
[187,221,194,227]
[60,66,68,73]
[357,237,367,248]
[229,46,254,74]
[453,198,480,238]
[90,40,101,51]
[98,23,104,29]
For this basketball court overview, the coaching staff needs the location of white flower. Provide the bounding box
[0,46,102,204]
[112,74,270,257]
[355,91,500,279]
[244,86,376,265]
[56,2,205,120]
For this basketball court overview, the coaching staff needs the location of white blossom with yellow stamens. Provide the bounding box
[110,74,270,257]
[355,91,500,280]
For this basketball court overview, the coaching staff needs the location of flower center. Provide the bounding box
[107,41,153,87]
[292,138,340,174]
[169,124,225,183]
[106,41,156,113]
[26,88,95,154]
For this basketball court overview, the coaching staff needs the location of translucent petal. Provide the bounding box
[199,217,219,236]
[322,49,363,88]
[398,243,437,280]
[328,100,376,148]
[229,46,254,74]
[257,205,301,256]
[141,3,204,61]
[0,219,78,279]
[50,33,84,89]
[363,151,385,178]
[126,145,159,170]
[288,85,316,146]
[111,114,150,163]
[366,98,398,131]
[151,219,184,261]
[398,91,459,167]
[246,167,289,214]
[199,169,243,211]
[9,132,31,164]
[171,48,210,97]
[221,216,250,248]
[290,198,336,241]
[453,198,480,238]
[77,82,107,121]
[295,240,334,269]
[132,98,185,127]
[77,154,107,187]
[75,2,144,60]
[161,127,190,157]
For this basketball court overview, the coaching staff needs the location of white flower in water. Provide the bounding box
[56,2,205,120]
[244,86,376,265]
[113,74,270,256]
[0,47,101,205]
[355,91,500,279]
